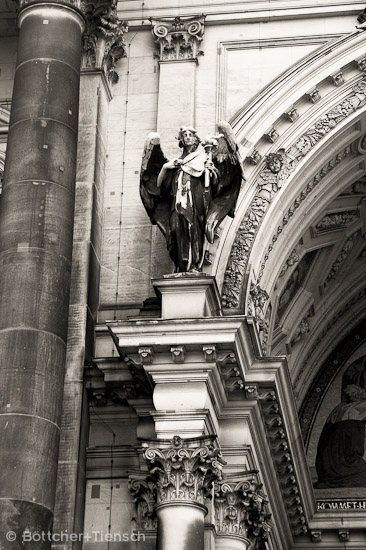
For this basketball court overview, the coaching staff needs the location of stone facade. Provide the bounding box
[0,1,366,550]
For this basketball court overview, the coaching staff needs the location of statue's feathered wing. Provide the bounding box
[206,121,244,243]
[140,132,171,238]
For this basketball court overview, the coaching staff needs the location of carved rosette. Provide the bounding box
[143,435,225,507]
[81,0,128,83]
[129,477,157,530]
[151,16,205,62]
[214,477,271,548]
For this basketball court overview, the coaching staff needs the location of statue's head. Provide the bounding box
[265,151,285,174]
[177,126,201,150]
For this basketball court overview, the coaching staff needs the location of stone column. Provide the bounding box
[141,435,225,550]
[0,1,84,547]
[214,476,272,550]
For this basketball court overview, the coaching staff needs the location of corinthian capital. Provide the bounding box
[151,15,205,62]
[214,475,272,548]
[143,435,225,507]
[81,0,128,82]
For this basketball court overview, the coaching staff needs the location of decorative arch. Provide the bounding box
[204,30,366,390]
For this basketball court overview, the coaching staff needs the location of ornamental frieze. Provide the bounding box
[222,77,366,309]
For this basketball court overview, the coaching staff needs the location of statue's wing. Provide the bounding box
[206,121,245,243]
[140,132,171,238]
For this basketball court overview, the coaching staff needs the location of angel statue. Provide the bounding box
[140,122,244,273]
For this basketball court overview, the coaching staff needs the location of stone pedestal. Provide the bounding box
[153,274,222,319]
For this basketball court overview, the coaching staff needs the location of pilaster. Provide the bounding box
[51,3,127,549]
[152,14,205,147]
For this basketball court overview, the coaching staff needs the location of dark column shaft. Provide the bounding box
[0,2,84,548]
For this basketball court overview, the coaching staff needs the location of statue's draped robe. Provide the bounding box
[163,150,208,271]
[315,359,366,488]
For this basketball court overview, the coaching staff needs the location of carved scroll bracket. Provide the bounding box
[151,15,205,62]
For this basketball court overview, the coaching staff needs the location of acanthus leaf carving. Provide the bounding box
[81,0,128,83]
[128,476,157,531]
[143,435,225,507]
[214,476,272,548]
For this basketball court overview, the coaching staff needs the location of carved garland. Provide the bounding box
[222,79,366,309]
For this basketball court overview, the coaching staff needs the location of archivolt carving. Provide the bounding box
[279,249,300,277]
[324,231,360,287]
[257,146,352,283]
[315,210,358,231]
[222,78,366,309]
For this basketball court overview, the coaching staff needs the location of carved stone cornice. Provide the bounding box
[257,388,308,536]
[129,476,157,530]
[214,475,271,548]
[81,0,128,83]
[151,15,205,63]
[142,435,225,507]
